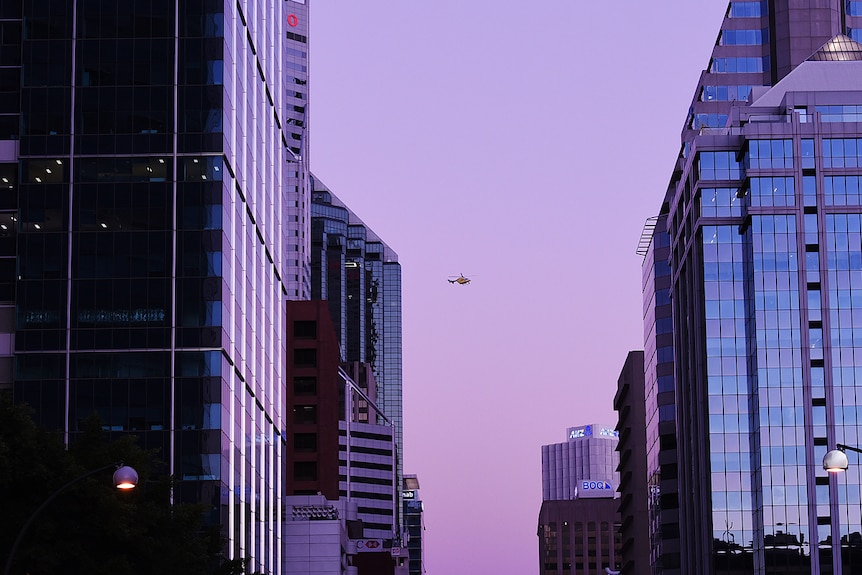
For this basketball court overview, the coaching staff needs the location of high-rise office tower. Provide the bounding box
[644,1,862,573]
[310,174,404,529]
[4,2,312,573]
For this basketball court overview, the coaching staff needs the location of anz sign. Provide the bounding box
[568,425,619,440]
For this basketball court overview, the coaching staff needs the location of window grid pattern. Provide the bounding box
[824,176,862,206]
[720,29,768,46]
[699,151,744,181]
[747,140,794,170]
[729,1,766,18]
[701,187,743,217]
[710,56,770,73]
[746,177,796,207]
[746,215,812,572]
[825,214,862,567]
[13,2,298,573]
[692,114,729,130]
[823,138,862,168]
[702,85,754,102]
[817,105,862,123]
[702,225,756,561]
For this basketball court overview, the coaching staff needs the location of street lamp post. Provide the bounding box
[823,444,862,473]
[822,444,862,572]
[3,463,138,575]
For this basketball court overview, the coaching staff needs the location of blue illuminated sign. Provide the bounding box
[569,425,593,439]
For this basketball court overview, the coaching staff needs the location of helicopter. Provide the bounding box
[448,274,472,285]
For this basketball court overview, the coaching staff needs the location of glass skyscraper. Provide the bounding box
[2,2,312,573]
[645,2,862,573]
[309,173,404,528]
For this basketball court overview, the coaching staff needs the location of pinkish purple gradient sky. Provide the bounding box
[309,2,728,573]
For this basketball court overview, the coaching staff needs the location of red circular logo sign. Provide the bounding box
[287,14,298,27]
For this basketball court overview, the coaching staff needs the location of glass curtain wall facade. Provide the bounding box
[8,2,310,573]
[0,2,22,391]
[310,174,404,529]
[667,40,862,575]
[643,3,862,574]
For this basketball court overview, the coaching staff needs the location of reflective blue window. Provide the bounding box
[701,85,753,102]
[805,213,819,245]
[746,177,795,207]
[691,114,729,129]
[823,138,862,168]
[720,29,768,45]
[729,1,766,17]
[746,139,793,169]
[816,105,862,123]
[824,176,862,206]
[701,187,742,216]
[849,1,862,16]
[699,151,743,180]
[711,56,769,73]
[803,175,817,207]
[801,139,815,169]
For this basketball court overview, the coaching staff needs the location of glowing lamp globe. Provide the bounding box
[823,450,849,474]
[113,465,139,489]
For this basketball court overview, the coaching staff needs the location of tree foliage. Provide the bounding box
[0,394,241,575]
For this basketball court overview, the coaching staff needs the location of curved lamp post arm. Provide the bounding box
[3,463,130,575]
[837,443,862,455]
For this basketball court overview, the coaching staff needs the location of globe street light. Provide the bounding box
[823,443,862,473]
[3,462,138,575]
[113,465,139,489]
[821,443,862,573]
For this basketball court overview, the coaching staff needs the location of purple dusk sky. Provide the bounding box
[310,2,729,573]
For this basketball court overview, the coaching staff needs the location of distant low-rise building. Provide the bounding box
[402,475,425,575]
[542,423,620,501]
[539,424,621,574]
